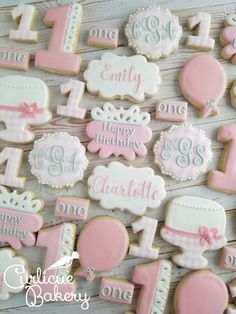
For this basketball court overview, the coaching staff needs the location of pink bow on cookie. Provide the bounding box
[19,102,43,118]
[199,226,219,246]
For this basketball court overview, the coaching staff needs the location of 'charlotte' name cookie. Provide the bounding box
[86,103,152,161]
[179,55,227,117]
[29,132,88,188]
[0,75,52,143]
[153,124,212,181]
[0,186,43,250]
[83,52,161,103]
[87,161,166,216]
[125,7,182,60]
[161,196,227,269]
[220,14,236,64]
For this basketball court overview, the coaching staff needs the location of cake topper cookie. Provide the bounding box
[29,132,88,188]
[156,99,188,122]
[220,14,236,64]
[179,55,227,117]
[125,7,182,60]
[88,25,119,48]
[0,48,30,71]
[161,196,227,269]
[88,161,166,216]
[86,103,152,161]
[0,248,29,300]
[83,52,161,103]
[0,186,43,250]
[174,271,228,314]
[153,124,212,181]
[0,75,51,143]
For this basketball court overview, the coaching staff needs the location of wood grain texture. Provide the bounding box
[0,0,236,313]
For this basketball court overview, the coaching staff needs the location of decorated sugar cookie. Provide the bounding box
[29,132,88,188]
[88,25,119,48]
[230,80,236,108]
[0,75,51,143]
[174,271,228,314]
[132,260,172,314]
[0,48,30,71]
[156,99,188,122]
[125,7,182,60]
[179,55,227,117]
[228,278,236,313]
[161,196,227,269]
[86,103,152,161]
[220,14,236,63]
[75,217,129,281]
[153,124,212,181]
[0,248,29,300]
[220,246,236,270]
[55,196,89,221]
[0,186,43,250]
[88,161,166,216]
[83,52,161,103]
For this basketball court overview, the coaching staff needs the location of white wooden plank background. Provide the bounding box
[0,0,236,313]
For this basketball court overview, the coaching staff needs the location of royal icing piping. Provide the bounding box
[179,55,227,117]
[153,124,212,181]
[161,196,227,269]
[0,186,43,250]
[0,75,52,144]
[125,6,182,60]
[88,25,119,48]
[28,132,88,188]
[187,12,215,51]
[174,271,229,314]
[0,48,30,71]
[75,217,129,281]
[0,248,29,300]
[86,103,152,161]
[87,161,166,216]
[220,14,236,63]
[83,52,161,103]
[208,124,236,193]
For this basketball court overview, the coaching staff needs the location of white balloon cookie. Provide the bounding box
[29,132,88,188]
[83,52,161,103]
[161,196,227,269]
[125,7,182,60]
[0,75,52,143]
[0,248,29,300]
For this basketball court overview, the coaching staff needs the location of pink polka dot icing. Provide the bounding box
[153,124,212,181]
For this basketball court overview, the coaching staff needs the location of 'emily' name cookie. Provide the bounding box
[88,161,166,216]
[125,7,182,60]
[29,132,88,188]
[86,103,152,161]
[153,124,212,181]
[161,196,227,269]
[83,52,161,103]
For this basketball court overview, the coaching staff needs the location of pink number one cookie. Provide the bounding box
[208,124,236,193]
[57,79,86,119]
[75,217,129,281]
[35,2,82,75]
[174,271,228,314]
[0,147,25,188]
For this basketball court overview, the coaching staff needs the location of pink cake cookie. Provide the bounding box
[125,7,182,60]
[153,124,212,181]
[86,103,152,161]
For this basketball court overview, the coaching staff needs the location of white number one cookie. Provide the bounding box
[187,12,215,51]
[57,80,87,119]
[10,4,38,43]
[0,147,25,188]
[129,216,159,259]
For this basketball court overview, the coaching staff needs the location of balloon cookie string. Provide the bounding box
[202,98,219,117]
[85,266,95,278]
[0,102,44,118]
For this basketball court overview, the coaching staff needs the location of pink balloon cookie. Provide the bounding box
[0,186,43,250]
[0,75,52,143]
[88,161,166,216]
[153,124,212,181]
[0,248,29,300]
[161,196,227,269]
[220,14,236,64]
[86,103,152,161]
[29,132,88,188]
[75,217,129,281]
[179,55,227,117]
[125,7,182,60]
[174,271,228,314]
